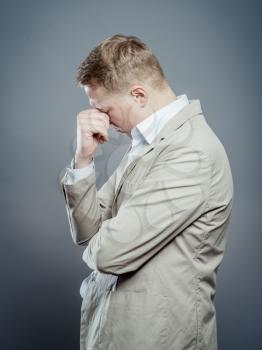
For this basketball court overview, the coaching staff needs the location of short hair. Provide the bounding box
[75,33,168,94]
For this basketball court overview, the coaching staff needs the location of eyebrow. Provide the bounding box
[97,106,110,113]
[90,101,104,110]
[89,99,100,109]
[89,98,109,113]
[94,107,105,114]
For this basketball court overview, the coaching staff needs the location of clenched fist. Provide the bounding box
[74,108,110,168]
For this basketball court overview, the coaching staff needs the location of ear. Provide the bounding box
[129,85,147,107]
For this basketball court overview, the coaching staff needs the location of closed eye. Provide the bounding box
[97,107,109,114]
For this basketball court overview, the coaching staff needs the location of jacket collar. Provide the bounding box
[152,98,203,143]
[111,99,204,211]
[131,94,189,145]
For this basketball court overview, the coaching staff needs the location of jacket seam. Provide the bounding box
[195,275,201,349]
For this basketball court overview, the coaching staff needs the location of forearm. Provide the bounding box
[61,165,103,245]
[61,155,117,246]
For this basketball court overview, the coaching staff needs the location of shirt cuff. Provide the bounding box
[64,156,95,184]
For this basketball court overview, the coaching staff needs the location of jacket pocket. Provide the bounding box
[100,289,168,350]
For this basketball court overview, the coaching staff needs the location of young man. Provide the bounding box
[61,33,234,350]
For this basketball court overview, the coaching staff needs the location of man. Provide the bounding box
[60,34,234,350]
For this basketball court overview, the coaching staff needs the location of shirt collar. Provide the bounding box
[130,94,189,146]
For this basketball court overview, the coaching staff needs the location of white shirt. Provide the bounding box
[64,94,189,188]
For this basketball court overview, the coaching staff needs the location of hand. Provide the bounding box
[74,108,110,166]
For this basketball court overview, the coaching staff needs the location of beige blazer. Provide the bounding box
[61,99,234,350]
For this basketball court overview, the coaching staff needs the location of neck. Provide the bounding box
[127,86,177,137]
[151,87,177,111]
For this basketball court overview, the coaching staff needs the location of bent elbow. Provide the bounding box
[95,249,133,276]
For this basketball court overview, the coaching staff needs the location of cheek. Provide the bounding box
[114,106,129,121]
[108,113,118,127]
[109,110,121,123]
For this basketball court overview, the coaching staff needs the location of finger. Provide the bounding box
[96,113,110,129]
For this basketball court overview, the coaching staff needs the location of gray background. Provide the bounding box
[1,0,261,349]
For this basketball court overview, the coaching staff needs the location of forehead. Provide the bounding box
[83,85,109,108]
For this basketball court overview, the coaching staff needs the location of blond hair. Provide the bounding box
[76,33,168,94]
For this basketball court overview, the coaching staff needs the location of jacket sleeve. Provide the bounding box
[60,165,117,246]
[82,146,212,275]
[63,156,96,185]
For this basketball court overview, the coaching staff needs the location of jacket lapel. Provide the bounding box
[111,99,203,213]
